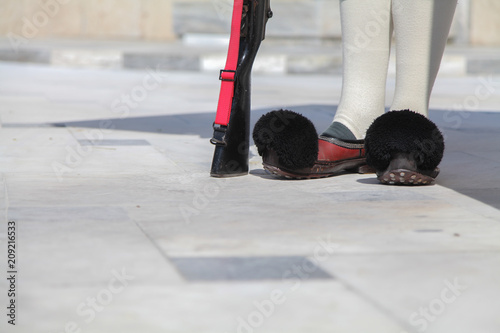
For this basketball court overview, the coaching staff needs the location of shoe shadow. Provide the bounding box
[249,169,288,181]
[355,177,381,185]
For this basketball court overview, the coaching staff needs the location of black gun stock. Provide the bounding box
[210,0,273,177]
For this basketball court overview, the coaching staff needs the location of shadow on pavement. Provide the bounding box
[49,104,500,211]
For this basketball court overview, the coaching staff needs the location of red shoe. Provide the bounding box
[262,135,373,179]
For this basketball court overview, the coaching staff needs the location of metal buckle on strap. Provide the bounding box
[210,123,228,146]
[219,69,236,82]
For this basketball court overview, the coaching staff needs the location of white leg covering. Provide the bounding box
[390,0,458,116]
[330,0,393,139]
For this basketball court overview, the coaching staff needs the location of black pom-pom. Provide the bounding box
[253,109,318,169]
[365,110,445,173]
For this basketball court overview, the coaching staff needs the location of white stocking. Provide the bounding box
[327,0,393,139]
[326,0,457,139]
[390,0,458,116]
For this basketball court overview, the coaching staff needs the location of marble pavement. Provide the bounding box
[0,60,499,333]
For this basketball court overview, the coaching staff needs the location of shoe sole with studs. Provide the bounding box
[378,168,439,186]
[263,159,373,180]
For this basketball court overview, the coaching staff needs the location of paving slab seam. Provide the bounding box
[131,218,187,283]
[331,272,418,333]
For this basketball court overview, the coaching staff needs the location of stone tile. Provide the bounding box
[171,256,333,281]
[265,1,321,38]
[437,55,467,76]
[11,282,406,333]
[58,145,180,176]
[78,139,151,146]
[319,252,500,333]
[288,54,342,74]
[0,0,24,36]
[173,2,230,36]
[151,216,500,257]
[51,49,123,69]
[0,146,75,176]
[45,0,84,38]
[0,48,51,64]
[253,55,287,74]
[83,0,141,39]
[3,206,184,291]
[3,174,186,208]
[8,205,129,222]
[317,189,432,202]
[199,54,226,71]
[141,0,175,40]
[468,59,500,75]
[319,0,342,37]
[470,0,500,45]
[0,0,499,48]
[0,99,111,124]
[123,53,200,71]
[0,62,499,333]
[22,0,83,38]
[201,53,287,74]
[136,176,500,257]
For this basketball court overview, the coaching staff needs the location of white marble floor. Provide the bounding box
[0,62,499,333]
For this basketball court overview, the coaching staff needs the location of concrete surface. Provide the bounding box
[1,37,500,76]
[0,59,499,333]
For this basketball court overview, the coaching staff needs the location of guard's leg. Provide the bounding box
[390,0,458,115]
[322,0,393,140]
[364,0,457,185]
[252,0,392,179]
[210,0,272,177]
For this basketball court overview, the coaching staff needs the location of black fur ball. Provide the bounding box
[365,110,445,172]
[253,109,318,169]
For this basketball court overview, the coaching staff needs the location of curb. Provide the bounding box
[0,38,499,76]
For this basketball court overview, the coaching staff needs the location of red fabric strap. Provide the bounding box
[214,0,244,126]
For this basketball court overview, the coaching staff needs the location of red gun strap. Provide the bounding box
[214,0,244,126]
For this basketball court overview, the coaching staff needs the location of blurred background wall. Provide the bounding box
[0,0,499,45]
